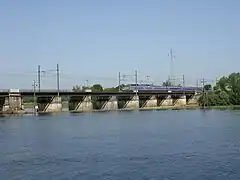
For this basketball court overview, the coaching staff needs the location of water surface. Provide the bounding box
[0,109,240,180]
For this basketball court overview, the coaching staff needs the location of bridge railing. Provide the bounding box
[19,89,73,92]
[0,89,12,92]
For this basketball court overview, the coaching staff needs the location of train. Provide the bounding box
[122,84,203,92]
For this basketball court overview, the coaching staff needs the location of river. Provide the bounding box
[0,109,240,179]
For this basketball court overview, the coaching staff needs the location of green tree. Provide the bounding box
[104,87,118,92]
[198,92,214,107]
[217,91,230,105]
[215,73,240,105]
[199,72,240,106]
[91,84,103,92]
[103,84,126,92]
[204,84,212,91]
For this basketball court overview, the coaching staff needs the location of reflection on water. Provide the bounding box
[233,106,240,110]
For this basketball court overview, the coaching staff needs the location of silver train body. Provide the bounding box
[122,84,203,92]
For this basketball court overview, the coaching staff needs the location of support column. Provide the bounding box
[174,95,187,107]
[187,92,200,106]
[70,96,93,112]
[1,93,23,113]
[0,97,8,112]
[9,95,22,110]
[101,96,118,111]
[142,95,157,108]
[45,96,62,112]
[160,95,173,106]
[124,95,139,109]
[38,96,62,112]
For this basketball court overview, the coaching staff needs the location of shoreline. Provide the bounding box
[1,105,240,116]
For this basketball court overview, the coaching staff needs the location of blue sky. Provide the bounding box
[0,0,239,89]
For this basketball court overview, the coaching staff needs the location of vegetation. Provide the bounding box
[72,84,126,92]
[72,85,82,92]
[103,84,126,92]
[72,84,104,92]
[23,97,34,103]
[198,73,240,107]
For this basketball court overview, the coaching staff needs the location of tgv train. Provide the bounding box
[122,84,203,92]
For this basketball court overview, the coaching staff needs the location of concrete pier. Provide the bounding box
[101,96,118,111]
[0,93,23,113]
[0,97,5,111]
[159,95,173,106]
[140,95,158,108]
[37,96,62,112]
[174,95,187,107]
[69,96,93,112]
[123,95,139,109]
[36,93,199,113]
[187,93,200,105]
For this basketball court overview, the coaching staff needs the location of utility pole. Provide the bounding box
[33,80,36,104]
[37,64,60,93]
[38,65,41,92]
[168,48,175,86]
[135,70,138,96]
[201,78,207,109]
[32,80,37,114]
[118,72,121,92]
[182,74,185,95]
[57,64,60,97]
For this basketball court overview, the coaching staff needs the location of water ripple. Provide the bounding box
[1,110,240,179]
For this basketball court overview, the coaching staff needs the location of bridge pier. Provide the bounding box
[173,95,187,107]
[37,96,62,112]
[92,96,118,111]
[0,93,23,113]
[140,95,157,108]
[69,96,93,112]
[123,95,139,109]
[0,97,5,112]
[187,92,200,106]
[159,95,173,106]
[100,96,118,111]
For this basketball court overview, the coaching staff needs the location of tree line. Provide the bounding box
[72,84,126,92]
[198,73,240,107]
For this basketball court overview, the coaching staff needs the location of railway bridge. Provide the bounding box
[0,90,200,113]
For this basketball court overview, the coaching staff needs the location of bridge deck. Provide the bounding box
[0,91,196,96]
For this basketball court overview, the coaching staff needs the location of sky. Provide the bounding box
[0,0,239,89]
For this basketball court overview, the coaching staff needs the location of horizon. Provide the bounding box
[0,0,239,89]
